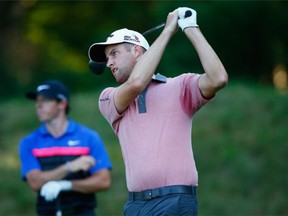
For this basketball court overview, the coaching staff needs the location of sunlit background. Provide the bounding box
[273,64,288,93]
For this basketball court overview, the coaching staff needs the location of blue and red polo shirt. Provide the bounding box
[19,119,112,215]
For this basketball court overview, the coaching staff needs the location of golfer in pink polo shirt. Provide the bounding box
[89,7,228,216]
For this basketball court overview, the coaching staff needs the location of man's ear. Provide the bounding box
[59,100,68,112]
[132,45,143,58]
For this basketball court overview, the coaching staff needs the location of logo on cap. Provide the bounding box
[124,34,140,43]
[106,33,114,41]
[37,85,50,92]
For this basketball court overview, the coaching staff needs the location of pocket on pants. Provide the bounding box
[123,201,142,216]
[178,194,198,216]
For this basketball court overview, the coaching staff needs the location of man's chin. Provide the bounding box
[115,76,127,84]
[38,116,48,122]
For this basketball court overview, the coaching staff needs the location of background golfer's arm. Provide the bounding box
[26,156,95,192]
[114,10,179,113]
[26,165,68,192]
[184,27,228,98]
[71,169,111,193]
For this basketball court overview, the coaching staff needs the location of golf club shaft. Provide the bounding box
[142,23,165,36]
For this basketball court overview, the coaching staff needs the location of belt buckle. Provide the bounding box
[143,188,161,200]
[143,190,152,200]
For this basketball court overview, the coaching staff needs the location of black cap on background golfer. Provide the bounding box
[26,80,69,102]
[26,80,70,113]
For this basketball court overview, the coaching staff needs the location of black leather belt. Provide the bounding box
[128,185,196,201]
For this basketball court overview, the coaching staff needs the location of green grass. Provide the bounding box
[0,80,287,215]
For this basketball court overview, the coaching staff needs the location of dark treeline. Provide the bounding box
[1,1,288,98]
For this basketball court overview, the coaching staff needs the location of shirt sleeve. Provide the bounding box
[180,73,212,116]
[98,87,123,133]
[19,135,41,181]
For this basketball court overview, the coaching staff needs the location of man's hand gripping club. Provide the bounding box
[178,7,198,31]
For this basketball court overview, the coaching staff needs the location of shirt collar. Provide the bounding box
[39,118,75,136]
[152,73,167,83]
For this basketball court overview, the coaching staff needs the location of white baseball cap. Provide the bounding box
[88,28,150,63]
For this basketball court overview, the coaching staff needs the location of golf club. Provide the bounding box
[88,10,192,75]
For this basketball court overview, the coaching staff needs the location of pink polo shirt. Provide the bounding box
[99,73,210,192]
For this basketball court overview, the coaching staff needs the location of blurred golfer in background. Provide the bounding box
[19,80,112,216]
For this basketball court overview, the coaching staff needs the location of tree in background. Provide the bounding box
[1,1,288,98]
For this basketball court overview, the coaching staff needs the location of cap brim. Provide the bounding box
[25,91,58,100]
[26,92,37,100]
[89,40,124,63]
[88,43,108,63]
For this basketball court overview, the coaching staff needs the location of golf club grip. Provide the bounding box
[184,10,192,18]
[56,197,62,216]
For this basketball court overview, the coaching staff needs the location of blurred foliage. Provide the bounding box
[1,1,288,98]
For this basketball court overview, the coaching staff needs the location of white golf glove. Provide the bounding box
[40,180,72,201]
[178,7,198,31]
